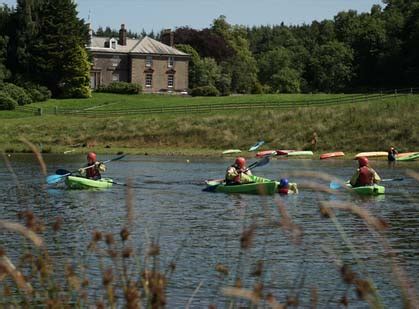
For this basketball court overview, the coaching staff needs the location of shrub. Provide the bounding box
[190,85,219,97]
[97,82,142,94]
[0,83,32,105]
[0,91,17,110]
[26,84,51,102]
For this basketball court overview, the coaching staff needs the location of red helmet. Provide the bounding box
[358,156,368,167]
[235,157,246,168]
[87,152,97,161]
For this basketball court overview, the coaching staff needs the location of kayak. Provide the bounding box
[397,152,419,158]
[320,152,345,159]
[355,152,387,158]
[222,149,241,155]
[65,176,113,190]
[249,141,265,151]
[347,183,385,195]
[286,151,313,157]
[276,150,296,155]
[205,175,277,195]
[396,152,419,161]
[256,150,277,158]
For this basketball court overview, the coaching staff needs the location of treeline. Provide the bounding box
[0,0,90,110]
[159,0,419,94]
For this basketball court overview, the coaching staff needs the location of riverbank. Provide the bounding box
[1,93,418,156]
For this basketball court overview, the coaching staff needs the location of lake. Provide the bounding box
[1,154,418,307]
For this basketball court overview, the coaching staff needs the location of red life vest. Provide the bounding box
[278,187,289,195]
[86,165,101,179]
[357,166,374,186]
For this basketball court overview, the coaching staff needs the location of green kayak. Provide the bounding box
[206,175,277,195]
[396,152,419,161]
[65,176,113,190]
[347,183,385,195]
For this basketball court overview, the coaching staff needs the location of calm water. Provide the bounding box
[1,154,418,307]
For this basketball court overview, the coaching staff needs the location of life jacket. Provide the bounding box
[357,166,374,186]
[225,165,240,184]
[278,187,289,194]
[387,150,396,161]
[85,164,101,179]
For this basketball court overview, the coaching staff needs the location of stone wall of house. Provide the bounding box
[131,55,189,93]
[91,53,130,88]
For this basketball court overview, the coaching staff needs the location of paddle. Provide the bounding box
[248,140,265,152]
[329,177,404,189]
[46,154,126,184]
[204,156,271,189]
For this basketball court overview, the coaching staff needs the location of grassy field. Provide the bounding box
[1,92,418,156]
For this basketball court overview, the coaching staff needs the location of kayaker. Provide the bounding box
[350,157,381,187]
[225,157,253,185]
[387,146,398,162]
[79,152,106,180]
[277,178,299,195]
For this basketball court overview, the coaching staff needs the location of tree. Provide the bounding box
[258,47,301,93]
[0,5,12,82]
[22,0,90,97]
[308,41,354,92]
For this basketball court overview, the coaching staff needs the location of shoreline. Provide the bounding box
[3,144,411,161]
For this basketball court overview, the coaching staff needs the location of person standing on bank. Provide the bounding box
[387,146,398,166]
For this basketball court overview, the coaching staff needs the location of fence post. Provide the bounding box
[37,108,43,116]
[54,106,58,115]
[411,88,413,94]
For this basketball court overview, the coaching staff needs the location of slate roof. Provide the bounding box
[88,36,188,56]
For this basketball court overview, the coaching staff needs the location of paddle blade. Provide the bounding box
[46,174,67,184]
[329,181,342,190]
[253,156,270,168]
[55,169,71,175]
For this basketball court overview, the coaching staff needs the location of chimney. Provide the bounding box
[170,31,174,47]
[119,24,127,46]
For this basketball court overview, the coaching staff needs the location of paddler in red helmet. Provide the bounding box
[350,157,381,187]
[225,157,253,185]
[78,152,106,180]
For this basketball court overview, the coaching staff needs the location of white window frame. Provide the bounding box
[112,73,119,82]
[167,74,174,88]
[168,56,174,68]
[146,55,153,67]
[110,38,117,49]
[145,73,152,88]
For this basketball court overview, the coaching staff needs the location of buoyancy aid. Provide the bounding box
[86,164,101,179]
[357,166,374,186]
[278,187,289,194]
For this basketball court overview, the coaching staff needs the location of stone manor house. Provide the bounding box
[87,24,190,93]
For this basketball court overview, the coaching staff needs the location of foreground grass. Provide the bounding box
[1,93,418,155]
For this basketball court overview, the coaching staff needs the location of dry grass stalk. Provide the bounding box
[2,153,22,189]
[297,181,335,194]
[276,201,303,244]
[406,170,419,181]
[318,202,389,232]
[0,255,33,294]
[19,137,47,176]
[222,287,261,305]
[266,293,286,309]
[0,220,44,247]
[125,178,135,228]
[185,280,203,309]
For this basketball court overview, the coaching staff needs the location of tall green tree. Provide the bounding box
[0,5,12,82]
[308,41,354,92]
[12,0,90,97]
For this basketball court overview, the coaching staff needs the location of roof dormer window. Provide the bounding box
[110,38,117,49]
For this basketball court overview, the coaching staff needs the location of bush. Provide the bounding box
[0,91,17,110]
[0,83,32,105]
[96,82,142,94]
[26,84,51,102]
[190,85,220,97]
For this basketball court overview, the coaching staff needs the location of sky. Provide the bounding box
[1,0,383,33]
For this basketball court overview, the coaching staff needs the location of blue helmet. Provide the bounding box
[279,178,289,188]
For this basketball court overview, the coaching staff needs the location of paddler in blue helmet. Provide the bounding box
[277,178,299,194]
[78,152,106,180]
[350,157,381,187]
[225,157,253,185]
